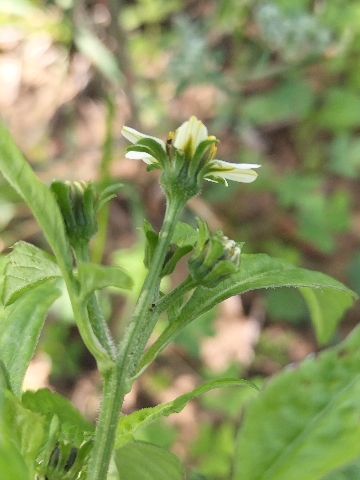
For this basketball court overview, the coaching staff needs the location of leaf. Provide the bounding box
[242,80,314,126]
[3,388,44,476]
[0,123,114,373]
[115,379,258,448]
[232,326,360,480]
[300,287,355,344]
[316,88,360,130]
[2,241,61,306]
[0,280,61,397]
[143,220,197,275]
[137,254,356,374]
[114,441,185,480]
[74,27,123,85]
[161,222,197,277]
[0,384,41,480]
[0,120,73,274]
[77,262,133,299]
[22,388,94,446]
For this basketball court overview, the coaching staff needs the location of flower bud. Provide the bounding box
[188,222,241,287]
[51,180,98,247]
[51,180,120,249]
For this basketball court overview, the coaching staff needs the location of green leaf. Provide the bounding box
[22,388,94,446]
[0,123,114,373]
[316,88,360,130]
[232,326,360,480]
[143,220,197,275]
[300,287,355,344]
[2,241,61,306]
[138,254,356,373]
[0,385,43,480]
[242,80,314,126]
[143,219,159,270]
[77,262,133,299]
[115,379,258,448]
[74,27,123,85]
[161,222,197,276]
[114,441,185,480]
[0,120,72,274]
[3,389,44,475]
[0,281,61,397]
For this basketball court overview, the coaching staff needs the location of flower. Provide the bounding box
[121,116,260,186]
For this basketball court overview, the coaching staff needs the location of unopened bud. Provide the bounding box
[189,224,241,287]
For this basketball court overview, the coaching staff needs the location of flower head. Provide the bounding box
[121,116,260,190]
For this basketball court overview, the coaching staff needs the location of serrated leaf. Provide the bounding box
[114,441,185,480]
[22,388,94,447]
[77,262,133,299]
[3,241,61,306]
[0,280,61,397]
[115,379,258,448]
[233,326,360,480]
[300,287,355,344]
[138,254,356,373]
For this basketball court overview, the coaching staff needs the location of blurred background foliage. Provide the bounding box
[1,0,360,477]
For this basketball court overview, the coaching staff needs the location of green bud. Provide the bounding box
[51,180,98,247]
[188,220,241,287]
[51,180,120,249]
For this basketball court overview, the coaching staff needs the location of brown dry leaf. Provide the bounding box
[201,296,262,372]
[23,354,52,391]
[70,371,101,422]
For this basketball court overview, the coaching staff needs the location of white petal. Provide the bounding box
[214,170,258,183]
[125,151,155,165]
[121,126,166,150]
[213,159,261,170]
[173,116,208,156]
[208,159,260,183]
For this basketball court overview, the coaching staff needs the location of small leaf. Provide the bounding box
[233,326,360,480]
[115,379,258,448]
[0,280,61,397]
[77,263,133,299]
[143,220,159,270]
[22,388,94,446]
[3,241,61,306]
[114,441,185,480]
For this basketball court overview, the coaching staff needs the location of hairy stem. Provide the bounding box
[87,196,186,480]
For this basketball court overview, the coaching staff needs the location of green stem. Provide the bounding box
[87,196,186,480]
[74,242,116,358]
[130,276,197,381]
